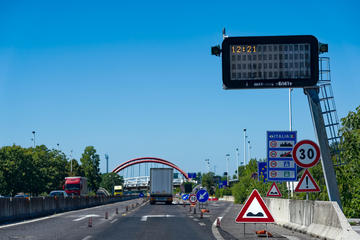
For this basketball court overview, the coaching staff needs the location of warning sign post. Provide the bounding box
[235,189,274,223]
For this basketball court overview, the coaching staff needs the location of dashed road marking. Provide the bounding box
[199,222,206,226]
[81,236,92,240]
[110,219,118,224]
[73,214,100,222]
[193,218,199,222]
[282,236,300,240]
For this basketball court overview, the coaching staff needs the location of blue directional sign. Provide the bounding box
[196,189,209,203]
[267,131,297,181]
[182,194,189,201]
[139,192,144,198]
[258,162,268,183]
[187,173,197,179]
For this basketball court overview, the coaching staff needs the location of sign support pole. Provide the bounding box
[304,87,341,208]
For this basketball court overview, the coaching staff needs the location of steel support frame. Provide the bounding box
[304,87,342,208]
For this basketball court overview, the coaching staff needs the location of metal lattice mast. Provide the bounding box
[318,57,343,166]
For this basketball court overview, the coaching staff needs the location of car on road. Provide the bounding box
[49,190,68,197]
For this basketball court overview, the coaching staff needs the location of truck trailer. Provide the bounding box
[150,168,173,204]
[64,177,88,196]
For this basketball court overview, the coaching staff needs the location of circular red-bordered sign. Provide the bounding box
[270,151,277,158]
[270,171,277,177]
[270,141,277,148]
[189,194,197,204]
[292,140,320,168]
[270,161,277,168]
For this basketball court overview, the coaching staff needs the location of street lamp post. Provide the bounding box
[248,141,251,162]
[243,129,247,167]
[32,131,36,148]
[236,148,239,179]
[226,154,230,186]
[205,159,210,173]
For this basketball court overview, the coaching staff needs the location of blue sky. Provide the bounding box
[1,0,359,177]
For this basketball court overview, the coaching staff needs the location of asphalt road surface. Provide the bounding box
[0,198,321,240]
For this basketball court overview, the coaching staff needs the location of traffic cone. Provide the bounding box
[216,217,221,227]
[88,217,92,227]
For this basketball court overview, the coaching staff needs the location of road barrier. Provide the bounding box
[0,195,137,224]
[264,198,360,240]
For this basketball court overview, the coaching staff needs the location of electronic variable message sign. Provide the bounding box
[222,35,319,89]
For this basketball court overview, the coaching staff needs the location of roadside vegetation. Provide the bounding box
[0,145,117,196]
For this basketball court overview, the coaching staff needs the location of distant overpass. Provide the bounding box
[123,176,186,190]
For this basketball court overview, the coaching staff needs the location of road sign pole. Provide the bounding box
[304,87,341,208]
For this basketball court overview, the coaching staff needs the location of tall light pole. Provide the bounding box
[236,148,239,179]
[205,159,210,173]
[32,131,36,148]
[105,154,109,174]
[226,154,230,186]
[70,150,73,175]
[248,140,251,162]
[289,88,293,131]
[243,129,247,167]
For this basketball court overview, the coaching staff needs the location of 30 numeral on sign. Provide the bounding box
[292,140,320,168]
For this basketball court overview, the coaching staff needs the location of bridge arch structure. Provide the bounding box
[112,157,189,180]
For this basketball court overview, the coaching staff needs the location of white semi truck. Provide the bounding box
[150,168,173,205]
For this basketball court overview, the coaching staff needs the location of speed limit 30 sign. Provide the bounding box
[292,140,320,168]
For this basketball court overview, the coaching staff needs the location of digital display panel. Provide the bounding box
[222,35,319,89]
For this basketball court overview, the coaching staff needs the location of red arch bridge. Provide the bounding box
[112,157,189,190]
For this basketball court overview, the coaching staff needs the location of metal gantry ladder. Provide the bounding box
[318,57,343,166]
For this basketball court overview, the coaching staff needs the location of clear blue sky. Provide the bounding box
[1,0,359,176]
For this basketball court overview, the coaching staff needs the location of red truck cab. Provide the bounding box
[64,177,88,196]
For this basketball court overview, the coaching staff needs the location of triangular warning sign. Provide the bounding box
[295,169,320,192]
[235,189,275,223]
[266,182,282,197]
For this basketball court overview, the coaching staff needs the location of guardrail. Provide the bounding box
[0,195,137,224]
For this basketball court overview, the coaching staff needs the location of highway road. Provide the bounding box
[0,198,320,240]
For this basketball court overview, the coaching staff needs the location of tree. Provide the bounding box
[202,172,215,194]
[336,106,360,217]
[80,146,101,192]
[100,173,123,194]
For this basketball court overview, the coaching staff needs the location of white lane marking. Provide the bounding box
[73,214,100,222]
[282,236,300,240]
[110,219,118,224]
[82,236,92,240]
[199,222,206,226]
[141,215,175,222]
[211,202,233,240]
[188,215,194,218]
[193,218,199,222]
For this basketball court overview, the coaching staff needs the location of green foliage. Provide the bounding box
[201,172,215,192]
[231,159,290,204]
[80,146,101,192]
[337,106,360,217]
[100,172,123,194]
[0,145,68,195]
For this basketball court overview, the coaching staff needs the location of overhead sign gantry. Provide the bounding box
[220,35,319,89]
[212,32,342,208]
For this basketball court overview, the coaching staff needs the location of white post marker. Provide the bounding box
[292,140,321,168]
